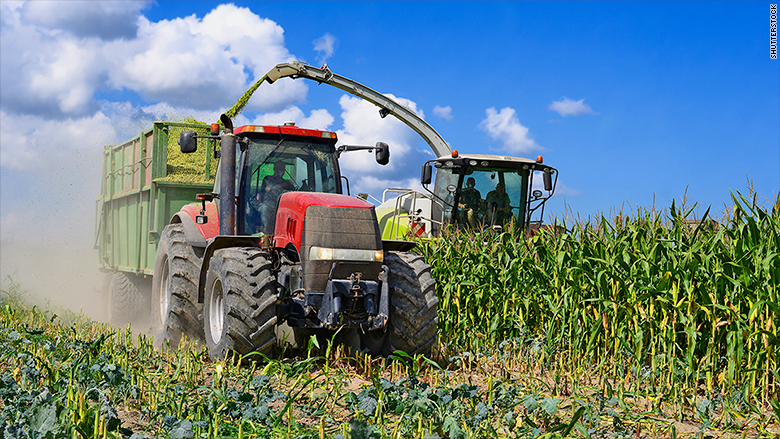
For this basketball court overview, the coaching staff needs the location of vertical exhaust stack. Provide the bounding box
[219,114,236,236]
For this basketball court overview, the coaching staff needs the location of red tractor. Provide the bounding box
[152,115,438,360]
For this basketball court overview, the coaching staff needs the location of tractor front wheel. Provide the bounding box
[151,224,204,349]
[204,248,278,361]
[383,251,439,356]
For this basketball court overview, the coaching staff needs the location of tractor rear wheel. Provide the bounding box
[106,272,145,327]
[152,224,204,350]
[204,248,278,361]
[383,251,439,356]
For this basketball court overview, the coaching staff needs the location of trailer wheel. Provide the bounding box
[384,251,439,356]
[152,224,203,349]
[106,272,145,327]
[204,247,278,361]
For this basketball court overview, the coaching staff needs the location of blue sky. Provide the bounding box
[1,1,778,248]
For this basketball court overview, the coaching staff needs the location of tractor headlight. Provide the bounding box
[309,246,383,262]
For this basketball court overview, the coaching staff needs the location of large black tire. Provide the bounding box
[203,248,278,361]
[105,272,146,327]
[383,251,439,356]
[152,224,204,350]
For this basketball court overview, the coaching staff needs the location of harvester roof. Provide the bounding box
[434,153,556,173]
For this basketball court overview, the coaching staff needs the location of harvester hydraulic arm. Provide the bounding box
[264,62,452,158]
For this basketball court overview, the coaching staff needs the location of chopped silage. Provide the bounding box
[157,121,218,184]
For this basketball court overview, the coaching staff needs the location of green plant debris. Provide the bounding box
[225,74,268,120]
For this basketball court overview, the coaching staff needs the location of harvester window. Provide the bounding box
[449,168,529,230]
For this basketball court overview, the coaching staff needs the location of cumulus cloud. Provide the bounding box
[313,33,337,65]
[0,3,306,119]
[433,105,453,121]
[19,1,148,40]
[250,107,334,129]
[548,97,597,117]
[479,107,543,154]
[110,4,305,111]
[335,94,429,174]
[1,4,104,118]
[0,110,117,173]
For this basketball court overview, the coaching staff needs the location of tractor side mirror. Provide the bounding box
[375,142,389,165]
[421,163,433,185]
[543,171,553,191]
[179,130,197,153]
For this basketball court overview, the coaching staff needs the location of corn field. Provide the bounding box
[419,191,779,413]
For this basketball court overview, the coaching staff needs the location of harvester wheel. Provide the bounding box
[152,224,204,350]
[204,248,278,361]
[383,251,438,356]
[106,272,145,327]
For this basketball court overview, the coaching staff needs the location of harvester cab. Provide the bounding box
[421,152,558,234]
[159,115,437,360]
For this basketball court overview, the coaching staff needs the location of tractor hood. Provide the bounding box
[273,192,375,252]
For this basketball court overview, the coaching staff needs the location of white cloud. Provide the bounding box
[0,3,307,118]
[250,107,334,130]
[433,105,453,121]
[313,33,337,65]
[548,97,596,117]
[19,1,148,40]
[479,107,543,154]
[336,94,427,175]
[110,5,305,111]
[0,110,116,172]
[0,3,103,118]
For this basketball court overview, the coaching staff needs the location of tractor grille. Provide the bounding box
[302,205,382,292]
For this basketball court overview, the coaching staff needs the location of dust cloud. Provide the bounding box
[0,238,106,321]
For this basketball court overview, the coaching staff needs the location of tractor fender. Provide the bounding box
[172,202,219,248]
[196,236,266,303]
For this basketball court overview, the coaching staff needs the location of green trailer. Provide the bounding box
[95,121,216,326]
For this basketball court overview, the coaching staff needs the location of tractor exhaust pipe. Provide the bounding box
[219,114,236,236]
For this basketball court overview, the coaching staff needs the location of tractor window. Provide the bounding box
[240,137,339,235]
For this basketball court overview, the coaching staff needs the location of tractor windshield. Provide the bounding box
[239,137,340,235]
[433,166,529,231]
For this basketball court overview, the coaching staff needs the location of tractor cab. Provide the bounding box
[422,151,558,234]
[230,124,343,236]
